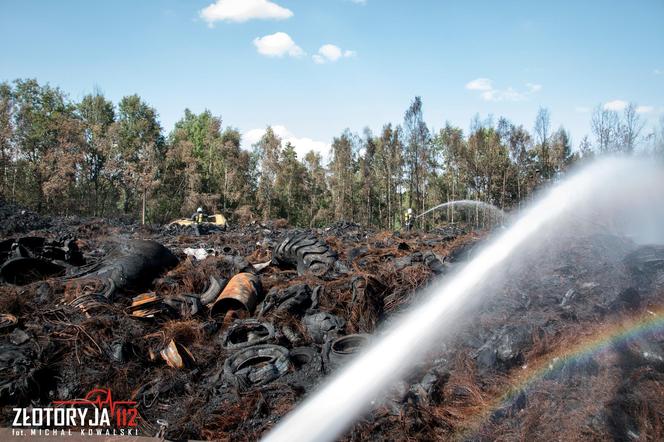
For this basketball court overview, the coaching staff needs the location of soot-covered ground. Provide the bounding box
[1,202,663,441]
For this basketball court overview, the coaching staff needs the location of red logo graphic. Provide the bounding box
[53,388,138,428]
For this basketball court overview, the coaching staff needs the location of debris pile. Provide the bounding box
[0,199,51,237]
[0,215,663,441]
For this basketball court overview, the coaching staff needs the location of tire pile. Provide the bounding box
[0,218,663,441]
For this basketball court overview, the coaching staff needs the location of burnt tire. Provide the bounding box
[303,312,345,344]
[289,346,321,371]
[272,232,337,276]
[221,319,274,350]
[224,344,290,389]
[325,334,370,370]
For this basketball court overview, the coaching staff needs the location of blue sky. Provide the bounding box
[1,0,663,158]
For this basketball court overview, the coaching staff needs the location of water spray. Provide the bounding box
[414,199,506,220]
[263,158,662,442]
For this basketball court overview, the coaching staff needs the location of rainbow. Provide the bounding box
[466,305,664,431]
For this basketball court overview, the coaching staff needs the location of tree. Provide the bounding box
[303,150,330,226]
[508,124,532,207]
[652,116,664,159]
[274,142,308,225]
[161,125,202,220]
[550,127,574,176]
[534,107,551,179]
[255,127,281,220]
[12,79,81,212]
[78,92,115,215]
[403,96,431,219]
[431,123,466,222]
[115,95,164,220]
[619,103,644,154]
[0,83,13,198]
[578,136,594,160]
[385,124,404,228]
[218,127,255,212]
[466,125,510,212]
[172,109,223,193]
[591,105,620,154]
[329,130,355,221]
[358,128,377,226]
[374,124,403,228]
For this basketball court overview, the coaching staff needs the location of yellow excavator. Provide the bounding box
[169,212,227,230]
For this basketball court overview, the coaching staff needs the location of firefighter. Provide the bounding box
[191,207,206,224]
[404,208,414,231]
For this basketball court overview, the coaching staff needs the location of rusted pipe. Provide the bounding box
[210,272,261,318]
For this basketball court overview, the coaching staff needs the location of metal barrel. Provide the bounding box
[210,272,261,317]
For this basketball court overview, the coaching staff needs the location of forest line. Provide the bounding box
[1,79,662,229]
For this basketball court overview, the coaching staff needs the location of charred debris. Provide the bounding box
[0,207,663,441]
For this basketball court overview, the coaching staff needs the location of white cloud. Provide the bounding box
[319,44,342,61]
[654,69,663,75]
[200,0,292,25]
[465,78,493,91]
[526,83,542,93]
[244,125,330,161]
[253,32,303,57]
[483,87,527,102]
[350,0,367,4]
[244,128,267,145]
[636,105,654,114]
[312,44,356,64]
[603,99,628,111]
[466,78,541,102]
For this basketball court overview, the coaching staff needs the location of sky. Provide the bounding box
[1,0,663,159]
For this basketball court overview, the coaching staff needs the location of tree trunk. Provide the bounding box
[387,172,392,230]
[475,191,479,230]
[223,168,228,212]
[142,188,146,225]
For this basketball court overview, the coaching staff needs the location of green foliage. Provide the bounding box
[7,79,654,229]
[0,82,14,197]
[115,94,164,215]
[329,129,356,221]
[255,127,282,220]
[10,79,81,211]
[274,142,308,225]
[77,92,115,215]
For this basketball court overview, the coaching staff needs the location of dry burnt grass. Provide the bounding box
[0,214,663,441]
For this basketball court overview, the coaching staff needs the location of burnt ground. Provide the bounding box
[0,204,663,441]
